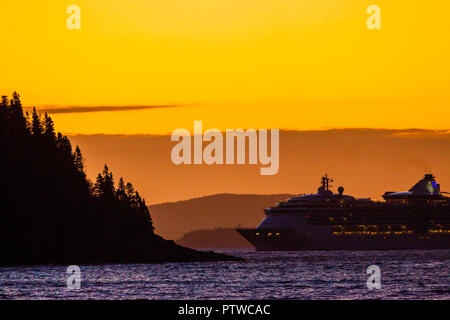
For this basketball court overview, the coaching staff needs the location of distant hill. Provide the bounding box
[149,193,294,240]
[177,228,253,249]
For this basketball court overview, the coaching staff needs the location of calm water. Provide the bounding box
[0,249,449,300]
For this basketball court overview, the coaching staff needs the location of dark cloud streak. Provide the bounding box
[27,105,183,114]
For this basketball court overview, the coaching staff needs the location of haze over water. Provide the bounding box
[1,249,449,300]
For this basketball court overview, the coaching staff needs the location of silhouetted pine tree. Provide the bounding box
[101,164,115,198]
[31,107,43,136]
[43,113,55,142]
[93,173,105,196]
[116,178,127,201]
[0,96,9,137]
[73,146,84,173]
[9,92,27,136]
[126,182,135,198]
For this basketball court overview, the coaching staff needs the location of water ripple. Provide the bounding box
[0,249,448,300]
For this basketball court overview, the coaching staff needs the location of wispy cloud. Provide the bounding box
[26,105,183,114]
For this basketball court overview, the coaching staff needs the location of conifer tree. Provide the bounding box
[73,146,85,173]
[140,198,154,232]
[9,92,27,135]
[43,113,55,141]
[126,182,135,198]
[94,173,105,197]
[31,107,43,136]
[0,97,10,137]
[0,95,8,109]
[101,164,115,197]
[116,177,127,201]
[24,111,32,133]
[56,133,74,164]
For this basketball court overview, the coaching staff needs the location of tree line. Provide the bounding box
[0,92,162,264]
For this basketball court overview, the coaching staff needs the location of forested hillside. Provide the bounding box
[0,93,237,264]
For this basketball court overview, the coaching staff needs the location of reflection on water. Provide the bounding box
[0,249,449,299]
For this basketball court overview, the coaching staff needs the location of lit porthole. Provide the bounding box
[267,233,272,236]
[275,233,280,236]
[255,232,260,236]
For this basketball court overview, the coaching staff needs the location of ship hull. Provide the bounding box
[237,228,450,251]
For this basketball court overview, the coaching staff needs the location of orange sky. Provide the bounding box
[1,1,449,204]
[1,1,449,134]
[69,130,450,203]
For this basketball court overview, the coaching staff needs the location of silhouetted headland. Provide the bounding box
[0,93,240,265]
[177,228,253,249]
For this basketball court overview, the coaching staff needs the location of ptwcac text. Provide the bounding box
[171,121,279,175]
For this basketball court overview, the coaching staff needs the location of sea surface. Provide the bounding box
[0,249,449,300]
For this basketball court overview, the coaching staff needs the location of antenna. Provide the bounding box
[328,178,334,190]
[321,174,334,191]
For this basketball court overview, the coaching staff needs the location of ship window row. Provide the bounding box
[386,199,449,206]
[254,232,281,237]
[333,230,450,236]
[332,224,450,235]
[333,224,412,232]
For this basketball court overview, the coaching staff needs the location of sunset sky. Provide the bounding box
[1,1,449,203]
[0,0,449,134]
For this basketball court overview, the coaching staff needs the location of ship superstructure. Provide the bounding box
[237,174,450,251]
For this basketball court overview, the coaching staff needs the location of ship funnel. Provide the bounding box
[409,174,440,195]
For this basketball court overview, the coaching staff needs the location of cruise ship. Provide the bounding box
[237,174,450,251]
